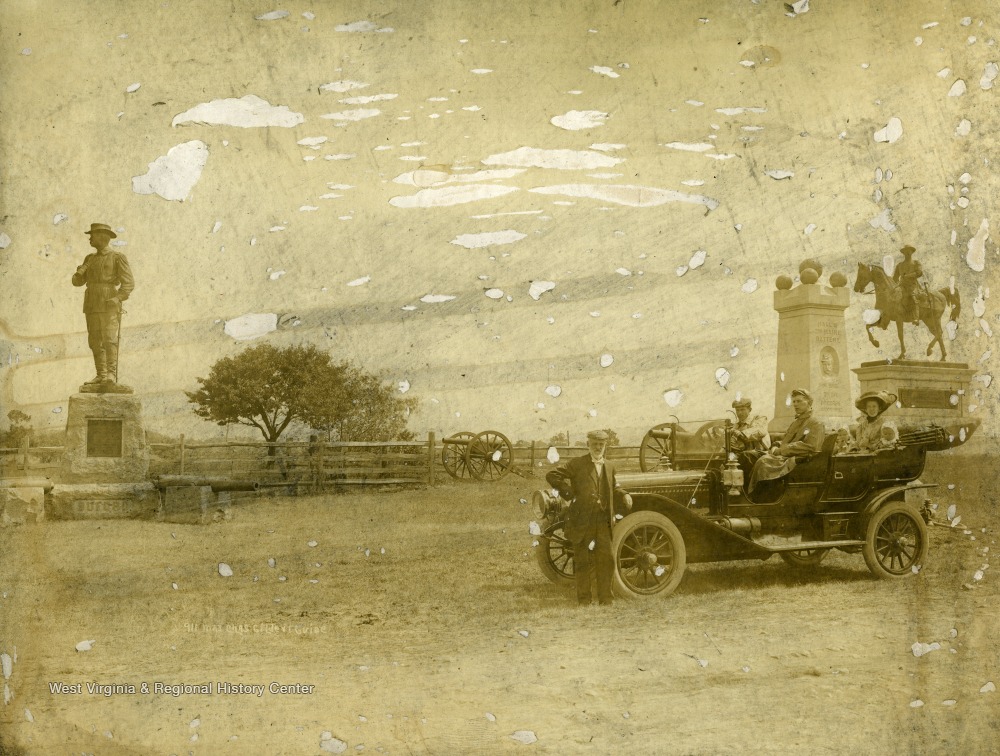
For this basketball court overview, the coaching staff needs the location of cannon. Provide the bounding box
[152,475,261,492]
[441,430,513,481]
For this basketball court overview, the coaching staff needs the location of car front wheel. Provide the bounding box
[535,526,575,586]
[612,511,686,598]
[862,502,928,579]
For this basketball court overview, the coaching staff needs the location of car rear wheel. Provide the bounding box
[535,526,575,585]
[779,549,830,568]
[612,511,686,598]
[863,502,928,579]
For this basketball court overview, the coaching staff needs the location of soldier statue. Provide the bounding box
[893,245,923,325]
[72,223,134,391]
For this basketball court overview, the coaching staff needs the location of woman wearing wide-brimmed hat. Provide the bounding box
[848,390,898,452]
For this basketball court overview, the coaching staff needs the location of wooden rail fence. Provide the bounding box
[1,435,644,488]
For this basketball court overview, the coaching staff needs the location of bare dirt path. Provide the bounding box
[0,455,996,754]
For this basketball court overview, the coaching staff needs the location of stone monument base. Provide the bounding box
[60,393,149,483]
[852,360,978,427]
[79,382,134,395]
[48,483,159,520]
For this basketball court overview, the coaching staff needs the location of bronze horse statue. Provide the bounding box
[854,262,960,361]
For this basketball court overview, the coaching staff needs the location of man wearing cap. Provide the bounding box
[749,389,825,493]
[729,397,771,480]
[893,245,923,325]
[546,429,629,606]
[72,223,134,386]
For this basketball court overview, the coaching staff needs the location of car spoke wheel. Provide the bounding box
[535,526,575,585]
[639,423,674,472]
[441,432,476,480]
[863,502,928,579]
[612,511,686,598]
[779,549,830,568]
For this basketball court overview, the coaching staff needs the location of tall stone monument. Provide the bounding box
[48,222,158,520]
[770,260,854,433]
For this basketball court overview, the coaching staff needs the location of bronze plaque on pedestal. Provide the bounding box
[897,388,958,410]
[87,419,124,457]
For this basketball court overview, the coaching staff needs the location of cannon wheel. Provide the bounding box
[863,502,928,579]
[535,525,575,585]
[639,423,674,472]
[612,511,687,598]
[466,430,513,481]
[441,431,476,480]
[693,419,728,450]
[779,549,830,568]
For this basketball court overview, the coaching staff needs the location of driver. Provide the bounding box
[748,388,825,493]
[729,397,771,480]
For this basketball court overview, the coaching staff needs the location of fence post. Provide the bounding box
[18,436,29,471]
[427,431,435,485]
[317,438,326,492]
[529,441,535,470]
[179,434,186,474]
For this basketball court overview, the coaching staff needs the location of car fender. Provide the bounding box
[627,492,772,562]
[861,483,937,520]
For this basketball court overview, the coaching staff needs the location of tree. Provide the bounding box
[2,410,32,448]
[186,343,414,445]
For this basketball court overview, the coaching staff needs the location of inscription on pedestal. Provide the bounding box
[87,419,123,458]
[898,388,958,410]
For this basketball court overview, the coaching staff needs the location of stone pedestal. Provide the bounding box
[852,360,977,427]
[47,483,159,520]
[60,394,149,484]
[771,283,853,432]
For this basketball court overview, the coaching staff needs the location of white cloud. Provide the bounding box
[394,168,525,188]
[450,230,527,248]
[132,140,208,201]
[321,80,369,93]
[662,142,714,152]
[172,95,304,128]
[339,93,398,105]
[551,110,608,130]
[529,184,719,210]
[590,65,620,78]
[320,108,381,121]
[482,146,622,170]
[224,313,278,340]
[256,10,289,21]
[389,185,519,208]
[335,20,394,33]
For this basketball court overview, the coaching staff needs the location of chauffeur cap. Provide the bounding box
[586,429,609,441]
[790,388,813,403]
[732,397,752,409]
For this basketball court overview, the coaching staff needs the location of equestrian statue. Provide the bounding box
[854,245,960,361]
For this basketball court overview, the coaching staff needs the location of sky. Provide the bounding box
[0,0,997,443]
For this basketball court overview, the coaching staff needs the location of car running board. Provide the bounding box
[752,538,865,552]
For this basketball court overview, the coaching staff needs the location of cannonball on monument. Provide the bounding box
[829,271,848,288]
[800,267,820,284]
[775,274,793,290]
[799,258,824,277]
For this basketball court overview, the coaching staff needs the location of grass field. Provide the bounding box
[0,451,997,755]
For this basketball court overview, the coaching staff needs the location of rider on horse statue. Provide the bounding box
[893,245,923,325]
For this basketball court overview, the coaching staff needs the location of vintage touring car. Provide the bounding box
[531,418,978,598]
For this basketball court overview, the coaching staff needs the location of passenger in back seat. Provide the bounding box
[748,388,826,493]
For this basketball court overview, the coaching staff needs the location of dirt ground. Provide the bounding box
[0,452,997,755]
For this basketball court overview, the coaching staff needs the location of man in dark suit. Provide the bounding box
[546,429,629,606]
